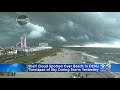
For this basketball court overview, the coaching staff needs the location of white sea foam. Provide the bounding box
[104,53,120,54]
[81,53,120,78]
[108,60,119,64]
[81,53,98,59]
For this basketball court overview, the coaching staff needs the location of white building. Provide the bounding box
[21,37,27,48]
[39,43,49,47]
[7,50,17,55]
[0,49,17,56]
[0,51,1,56]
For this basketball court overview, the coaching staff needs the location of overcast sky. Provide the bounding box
[0,12,120,47]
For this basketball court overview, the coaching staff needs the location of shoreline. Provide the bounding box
[0,48,116,78]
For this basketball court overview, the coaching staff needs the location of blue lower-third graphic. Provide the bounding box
[0,64,26,72]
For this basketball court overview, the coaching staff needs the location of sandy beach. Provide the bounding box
[0,48,116,78]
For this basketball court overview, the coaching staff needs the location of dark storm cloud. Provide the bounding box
[1,12,120,47]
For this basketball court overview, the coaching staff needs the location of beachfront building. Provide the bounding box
[6,50,17,55]
[0,49,17,56]
[39,43,49,47]
[0,49,8,55]
[0,50,4,56]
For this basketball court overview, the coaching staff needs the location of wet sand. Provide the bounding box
[0,48,116,78]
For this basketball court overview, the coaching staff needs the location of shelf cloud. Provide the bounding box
[0,12,120,47]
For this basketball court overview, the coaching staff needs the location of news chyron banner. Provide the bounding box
[27,64,111,72]
[0,64,120,72]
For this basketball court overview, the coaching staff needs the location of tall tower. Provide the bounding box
[24,37,27,48]
[21,37,27,48]
[21,37,24,48]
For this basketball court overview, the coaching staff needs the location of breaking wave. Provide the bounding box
[81,52,120,78]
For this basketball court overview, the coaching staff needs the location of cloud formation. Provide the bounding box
[26,23,46,39]
[0,12,120,47]
[56,36,67,42]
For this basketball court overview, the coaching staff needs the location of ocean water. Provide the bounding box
[64,47,120,78]
[64,47,120,64]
